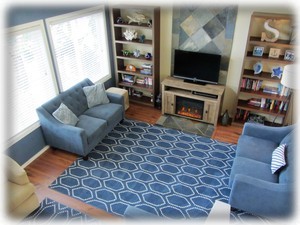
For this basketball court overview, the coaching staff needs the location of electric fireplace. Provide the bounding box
[176,96,204,120]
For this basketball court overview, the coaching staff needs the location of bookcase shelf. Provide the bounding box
[233,12,295,126]
[110,5,160,107]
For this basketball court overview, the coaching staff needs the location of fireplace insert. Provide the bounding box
[176,96,204,120]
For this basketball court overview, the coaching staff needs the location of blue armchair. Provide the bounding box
[229,123,296,218]
[36,79,124,158]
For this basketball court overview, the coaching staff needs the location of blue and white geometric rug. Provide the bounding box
[49,119,266,221]
[22,198,96,223]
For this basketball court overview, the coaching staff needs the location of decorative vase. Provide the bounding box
[139,34,145,43]
[155,93,162,109]
[221,110,230,126]
[145,52,152,60]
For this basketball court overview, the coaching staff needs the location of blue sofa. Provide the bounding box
[36,79,124,158]
[229,122,296,218]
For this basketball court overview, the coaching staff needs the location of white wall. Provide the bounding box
[160,6,173,85]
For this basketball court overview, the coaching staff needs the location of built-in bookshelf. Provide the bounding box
[233,12,295,126]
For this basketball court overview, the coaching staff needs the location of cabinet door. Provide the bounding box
[203,101,217,124]
[164,92,175,114]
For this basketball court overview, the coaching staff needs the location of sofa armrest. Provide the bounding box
[106,92,124,106]
[106,92,125,118]
[36,107,89,156]
[242,122,295,144]
[229,174,293,217]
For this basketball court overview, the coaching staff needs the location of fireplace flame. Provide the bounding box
[177,106,202,119]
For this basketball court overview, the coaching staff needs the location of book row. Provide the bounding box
[241,78,291,97]
[247,98,289,111]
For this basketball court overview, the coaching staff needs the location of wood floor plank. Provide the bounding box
[43,187,119,220]
[24,102,243,220]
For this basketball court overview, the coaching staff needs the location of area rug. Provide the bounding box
[49,119,236,219]
[155,115,214,138]
[22,198,96,224]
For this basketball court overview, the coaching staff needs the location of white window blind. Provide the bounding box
[7,21,58,142]
[46,6,111,91]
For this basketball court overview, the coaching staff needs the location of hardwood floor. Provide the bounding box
[25,102,243,220]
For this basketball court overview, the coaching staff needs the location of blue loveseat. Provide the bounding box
[36,79,124,158]
[229,122,296,218]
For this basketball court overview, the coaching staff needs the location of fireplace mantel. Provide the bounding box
[161,77,225,127]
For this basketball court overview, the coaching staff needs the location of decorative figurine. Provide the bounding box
[126,64,136,72]
[127,12,147,25]
[116,17,124,24]
[253,62,263,75]
[271,66,283,79]
[133,49,140,58]
[122,50,131,56]
[147,19,152,27]
[261,19,280,42]
[145,52,152,60]
[139,34,145,43]
[123,29,138,41]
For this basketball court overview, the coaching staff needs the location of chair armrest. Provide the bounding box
[242,122,295,143]
[106,92,125,117]
[36,107,88,156]
[229,174,293,217]
[6,156,29,185]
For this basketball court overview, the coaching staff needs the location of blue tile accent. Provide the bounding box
[172,6,238,85]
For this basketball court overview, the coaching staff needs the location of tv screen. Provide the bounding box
[173,49,221,85]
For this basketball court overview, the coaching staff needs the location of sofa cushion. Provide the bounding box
[84,103,123,127]
[236,135,278,164]
[42,79,92,116]
[76,115,107,145]
[52,103,79,126]
[83,83,110,108]
[229,156,278,187]
[278,131,295,183]
[271,144,286,174]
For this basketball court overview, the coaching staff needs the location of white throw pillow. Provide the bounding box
[52,103,79,126]
[83,83,110,108]
[271,144,286,174]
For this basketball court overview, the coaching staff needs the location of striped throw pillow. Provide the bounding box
[271,144,287,174]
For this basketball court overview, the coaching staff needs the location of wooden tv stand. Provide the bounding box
[161,77,225,127]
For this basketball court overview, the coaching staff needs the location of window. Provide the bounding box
[46,6,111,91]
[7,21,58,143]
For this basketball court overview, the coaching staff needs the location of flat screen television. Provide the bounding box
[173,49,221,85]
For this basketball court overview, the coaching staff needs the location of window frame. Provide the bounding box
[45,5,111,91]
[6,20,59,147]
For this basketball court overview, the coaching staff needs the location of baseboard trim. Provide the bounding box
[22,145,49,168]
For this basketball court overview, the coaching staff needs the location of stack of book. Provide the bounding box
[263,86,279,95]
[140,63,152,75]
[235,109,250,121]
[247,98,261,107]
[246,98,288,111]
[279,86,291,97]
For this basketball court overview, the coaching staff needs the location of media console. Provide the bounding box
[161,77,225,127]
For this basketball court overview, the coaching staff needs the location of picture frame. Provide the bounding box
[253,46,264,57]
[268,48,281,58]
[122,74,135,83]
[284,50,295,61]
